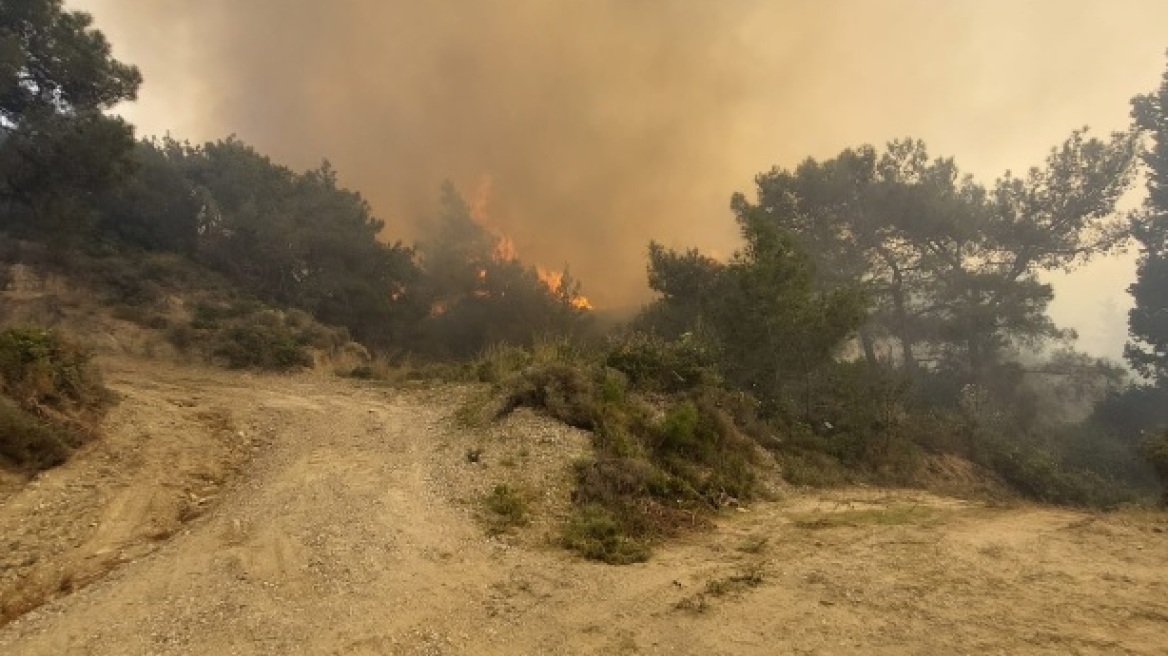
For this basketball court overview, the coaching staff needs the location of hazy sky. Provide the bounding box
[72,0,1168,359]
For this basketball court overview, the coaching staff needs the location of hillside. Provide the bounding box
[2,5,1167,650]
[0,354,1165,655]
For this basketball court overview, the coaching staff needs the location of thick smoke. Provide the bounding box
[75,0,1168,319]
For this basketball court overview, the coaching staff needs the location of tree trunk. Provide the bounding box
[968,337,984,380]
[859,329,878,368]
[900,336,916,375]
[886,260,916,373]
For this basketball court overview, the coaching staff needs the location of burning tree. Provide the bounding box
[414,182,592,357]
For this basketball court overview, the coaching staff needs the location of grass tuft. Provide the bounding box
[483,483,530,535]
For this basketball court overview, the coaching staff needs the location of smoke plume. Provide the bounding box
[74,0,1168,316]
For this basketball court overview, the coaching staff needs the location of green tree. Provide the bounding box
[641,206,866,411]
[638,243,723,340]
[0,110,136,237]
[0,0,141,238]
[285,160,422,346]
[718,209,867,409]
[149,137,419,348]
[1127,57,1168,387]
[0,0,140,124]
[96,137,201,254]
[735,132,1138,380]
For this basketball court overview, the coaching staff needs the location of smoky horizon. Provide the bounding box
[73,0,1168,353]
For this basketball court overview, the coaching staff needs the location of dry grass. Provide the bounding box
[789,505,937,530]
[482,483,531,535]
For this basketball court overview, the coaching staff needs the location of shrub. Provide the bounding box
[474,343,534,383]
[346,365,377,380]
[84,256,166,308]
[605,332,717,393]
[0,328,108,412]
[0,329,110,471]
[483,483,530,535]
[0,398,77,469]
[573,457,683,505]
[174,301,349,371]
[778,448,853,487]
[491,343,769,562]
[561,503,652,564]
[658,401,702,458]
[210,320,313,371]
[166,324,196,353]
[599,368,628,405]
[1141,429,1168,507]
[651,394,759,502]
[973,436,1134,507]
[500,361,599,430]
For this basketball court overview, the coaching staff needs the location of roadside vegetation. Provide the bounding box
[0,329,111,471]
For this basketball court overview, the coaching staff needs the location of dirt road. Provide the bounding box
[1,358,1166,655]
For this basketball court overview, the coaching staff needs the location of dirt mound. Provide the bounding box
[918,452,1013,499]
[1,261,182,361]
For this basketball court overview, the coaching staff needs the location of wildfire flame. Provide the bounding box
[537,267,593,310]
[468,175,592,311]
[470,176,519,262]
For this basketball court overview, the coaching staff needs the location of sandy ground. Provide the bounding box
[0,357,1166,655]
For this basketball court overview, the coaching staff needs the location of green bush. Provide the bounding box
[171,301,351,371]
[474,344,534,383]
[0,329,110,471]
[605,332,717,393]
[658,401,703,458]
[0,399,78,469]
[493,346,766,562]
[656,394,759,499]
[210,319,314,371]
[483,483,530,534]
[572,457,687,505]
[561,503,652,565]
[974,436,1134,507]
[501,361,599,430]
[0,328,108,411]
[1141,430,1168,507]
[83,256,166,308]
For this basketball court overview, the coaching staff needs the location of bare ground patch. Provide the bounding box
[0,362,1165,655]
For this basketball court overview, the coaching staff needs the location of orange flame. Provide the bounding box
[468,174,592,311]
[493,235,518,262]
[537,267,593,310]
[470,175,518,262]
[536,267,564,290]
[469,175,493,225]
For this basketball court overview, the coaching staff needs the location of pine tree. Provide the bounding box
[1126,56,1168,386]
